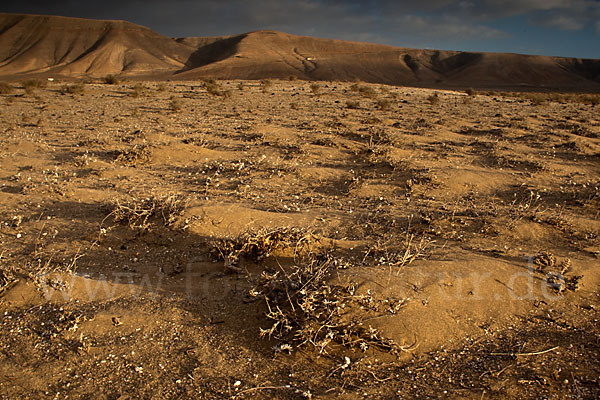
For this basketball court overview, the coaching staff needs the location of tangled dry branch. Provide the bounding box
[250,251,414,355]
[108,194,187,232]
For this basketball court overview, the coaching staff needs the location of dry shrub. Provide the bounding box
[533,252,582,294]
[528,94,546,106]
[130,83,147,98]
[22,79,46,96]
[103,74,119,84]
[250,251,412,355]
[363,234,434,274]
[19,250,83,293]
[210,227,315,272]
[109,194,187,232]
[346,100,359,109]
[375,98,393,111]
[21,79,47,89]
[115,144,152,166]
[0,82,13,94]
[356,85,377,98]
[310,83,321,94]
[361,116,382,125]
[203,80,231,98]
[506,191,544,228]
[426,93,440,105]
[465,88,476,96]
[169,96,182,112]
[60,83,85,95]
[0,264,18,295]
[261,79,273,93]
[211,228,414,355]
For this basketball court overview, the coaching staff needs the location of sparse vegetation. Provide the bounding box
[108,194,187,232]
[358,85,377,98]
[21,79,46,95]
[203,79,232,98]
[346,100,359,109]
[115,143,152,166]
[210,227,315,271]
[310,83,321,94]
[103,74,119,84]
[261,79,273,93]
[21,79,47,89]
[528,94,546,106]
[426,93,440,104]
[60,82,85,95]
[2,77,599,399]
[210,228,413,354]
[130,83,147,97]
[252,251,411,354]
[0,263,18,295]
[376,98,393,111]
[0,82,13,94]
[169,96,182,112]
[495,91,600,106]
[465,88,476,96]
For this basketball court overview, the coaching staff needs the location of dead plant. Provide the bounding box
[261,79,273,93]
[210,227,316,272]
[506,191,544,228]
[203,80,231,98]
[60,83,85,95]
[103,74,119,84]
[426,93,440,105]
[115,144,152,166]
[375,98,393,111]
[532,252,582,294]
[169,96,182,112]
[108,194,187,233]
[362,233,434,275]
[0,260,18,295]
[250,251,414,355]
[0,82,13,94]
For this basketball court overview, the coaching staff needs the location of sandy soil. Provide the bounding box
[0,79,599,399]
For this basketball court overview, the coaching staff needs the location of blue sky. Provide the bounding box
[3,0,600,59]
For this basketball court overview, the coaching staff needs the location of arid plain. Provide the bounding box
[0,77,599,399]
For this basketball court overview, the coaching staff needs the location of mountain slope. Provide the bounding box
[0,13,194,76]
[0,13,598,91]
[176,30,600,90]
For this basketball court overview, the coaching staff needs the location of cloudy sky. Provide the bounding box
[3,0,600,58]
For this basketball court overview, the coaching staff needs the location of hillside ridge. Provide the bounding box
[0,12,599,90]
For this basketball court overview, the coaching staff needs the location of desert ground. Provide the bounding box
[0,78,599,399]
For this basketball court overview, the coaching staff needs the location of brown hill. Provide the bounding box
[176,30,600,90]
[1,12,599,91]
[0,13,194,76]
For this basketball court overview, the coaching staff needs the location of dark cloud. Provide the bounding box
[1,1,598,57]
